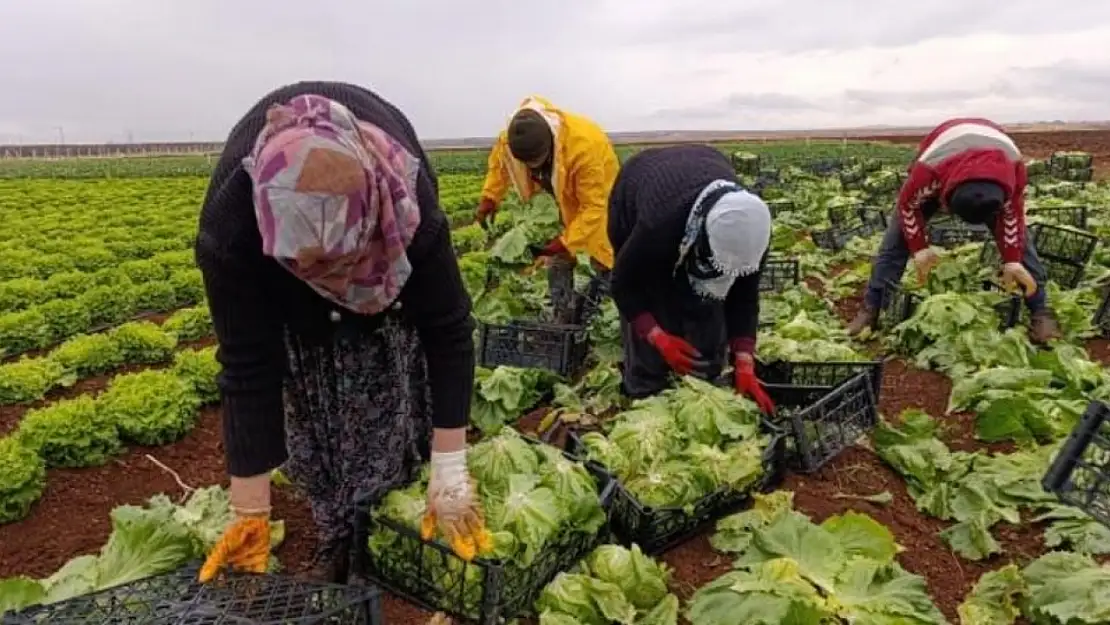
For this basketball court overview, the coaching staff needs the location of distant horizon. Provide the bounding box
[1,120,1108,152]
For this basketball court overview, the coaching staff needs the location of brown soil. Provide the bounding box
[876,358,951,420]
[1087,338,1110,366]
[854,128,1110,181]
[783,446,1044,623]
[659,534,732,601]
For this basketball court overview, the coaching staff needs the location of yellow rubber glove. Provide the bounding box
[420,450,493,561]
[199,515,271,582]
[199,473,273,582]
[1001,262,1037,298]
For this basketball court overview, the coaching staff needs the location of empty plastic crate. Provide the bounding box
[1027,204,1088,229]
[760,258,801,293]
[477,321,590,377]
[777,373,879,473]
[979,223,1098,289]
[812,207,887,251]
[0,563,383,625]
[1043,400,1110,529]
[756,359,884,407]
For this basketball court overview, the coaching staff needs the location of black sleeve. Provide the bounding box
[399,211,476,430]
[609,218,682,325]
[196,230,289,478]
[724,270,761,353]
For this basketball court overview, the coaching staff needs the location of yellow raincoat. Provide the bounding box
[479,96,617,269]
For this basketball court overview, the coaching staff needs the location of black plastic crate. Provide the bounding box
[979,280,1025,329]
[812,208,886,252]
[827,201,865,227]
[779,373,879,473]
[755,359,885,408]
[563,423,787,555]
[928,220,992,247]
[1029,223,1099,289]
[875,280,916,331]
[1042,400,1110,529]
[1049,152,1094,170]
[1056,167,1094,182]
[1094,287,1110,338]
[764,198,795,217]
[351,449,613,625]
[477,321,590,377]
[570,274,610,326]
[876,280,1021,331]
[1027,205,1088,229]
[760,258,800,293]
[980,224,1098,289]
[1,563,382,624]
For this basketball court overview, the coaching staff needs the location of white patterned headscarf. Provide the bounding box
[675,180,772,301]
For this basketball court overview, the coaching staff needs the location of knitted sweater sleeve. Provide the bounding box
[196,170,289,478]
[398,210,476,430]
[610,212,685,336]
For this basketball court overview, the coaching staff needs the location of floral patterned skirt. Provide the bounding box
[281,313,433,561]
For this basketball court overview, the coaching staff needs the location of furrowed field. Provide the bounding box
[2,130,1110,625]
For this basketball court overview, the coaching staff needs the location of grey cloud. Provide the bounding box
[1005,61,1110,102]
[0,0,1108,142]
[648,91,822,124]
[843,88,982,111]
[621,0,1110,53]
[0,0,603,143]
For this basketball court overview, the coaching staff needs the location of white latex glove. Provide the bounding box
[421,450,488,560]
[1001,262,1037,297]
[913,248,940,285]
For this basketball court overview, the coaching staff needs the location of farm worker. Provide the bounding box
[847,117,1062,344]
[476,96,619,324]
[194,83,486,583]
[607,144,776,413]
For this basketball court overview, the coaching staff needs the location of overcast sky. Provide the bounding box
[2,0,1109,143]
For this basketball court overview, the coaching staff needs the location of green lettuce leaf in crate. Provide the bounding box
[367,429,606,620]
[575,377,768,511]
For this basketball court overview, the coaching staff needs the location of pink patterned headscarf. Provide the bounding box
[243,94,423,315]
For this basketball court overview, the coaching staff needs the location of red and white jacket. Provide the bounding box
[897,118,1027,263]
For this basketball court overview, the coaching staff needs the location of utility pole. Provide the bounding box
[54,126,65,144]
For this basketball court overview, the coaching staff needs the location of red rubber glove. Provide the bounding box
[476,198,497,228]
[533,237,572,259]
[646,326,706,376]
[734,355,775,415]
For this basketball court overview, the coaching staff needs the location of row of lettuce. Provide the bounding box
[0,178,202,274]
[0,256,206,359]
[0,307,213,405]
[0,344,221,525]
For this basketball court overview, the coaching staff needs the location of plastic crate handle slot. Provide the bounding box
[1042,400,1108,493]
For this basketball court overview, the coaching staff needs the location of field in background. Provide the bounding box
[2,130,1110,624]
[1,127,1107,180]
